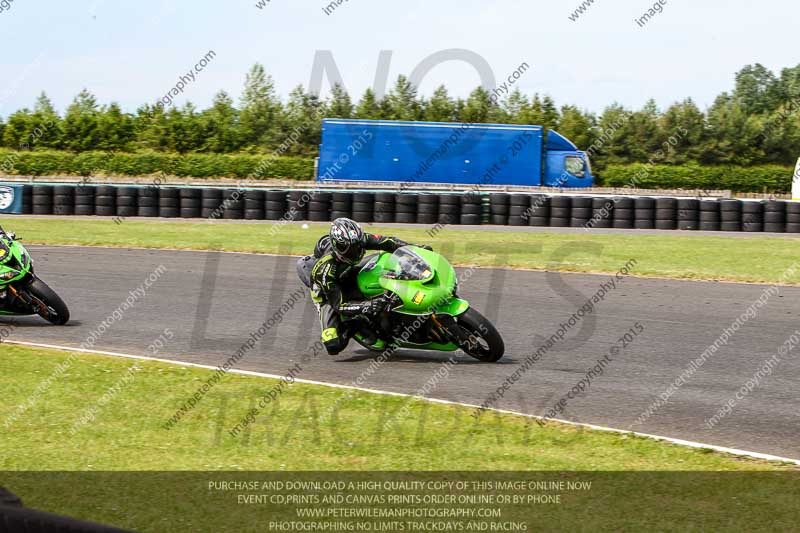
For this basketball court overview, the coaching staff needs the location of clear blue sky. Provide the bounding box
[0,0,794,117]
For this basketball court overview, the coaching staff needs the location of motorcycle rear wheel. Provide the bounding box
[455,308,504,362]
[28,278,70,325]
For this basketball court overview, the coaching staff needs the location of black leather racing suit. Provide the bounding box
[310,233,408,355]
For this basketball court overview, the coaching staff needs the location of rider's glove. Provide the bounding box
[420,245,433,251]
[364,293,398,317]
[363,297,387,317]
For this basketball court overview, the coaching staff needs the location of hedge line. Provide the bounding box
[0,150,795,192]
[598,164,795,193]
[0,150,315,180]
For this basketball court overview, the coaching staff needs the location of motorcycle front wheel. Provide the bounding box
[455,308,504,362]
[27,278,70,325]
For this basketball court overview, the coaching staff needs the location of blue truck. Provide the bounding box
[316,118,594,188]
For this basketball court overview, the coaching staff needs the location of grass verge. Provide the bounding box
[3,217,800,284]
[2,343,794,471]
[3,344,798,532]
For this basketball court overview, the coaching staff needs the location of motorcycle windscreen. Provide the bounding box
[380,247,434,282]
[0,239,12,264]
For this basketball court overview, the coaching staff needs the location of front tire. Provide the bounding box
[28,278,70,325]
[455,308,504,362]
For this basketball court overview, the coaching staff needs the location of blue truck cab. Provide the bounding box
[316,118,593,188]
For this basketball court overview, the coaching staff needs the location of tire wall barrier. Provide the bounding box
[16,185,800,233]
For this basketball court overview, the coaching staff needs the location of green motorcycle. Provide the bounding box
[0,232,69,325]
[300,246,504,362]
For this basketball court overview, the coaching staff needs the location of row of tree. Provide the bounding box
[1,63,799,169]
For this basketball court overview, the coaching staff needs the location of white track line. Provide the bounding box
[6,339,800,466]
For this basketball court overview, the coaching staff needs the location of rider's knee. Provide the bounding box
[322,327,347,355]
[324,338,347,355]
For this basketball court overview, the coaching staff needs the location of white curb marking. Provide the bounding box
[5,339,799,466]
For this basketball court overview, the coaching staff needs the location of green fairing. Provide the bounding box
[0,237,33,315]
[0,239,30,284]
[355,246,469,352]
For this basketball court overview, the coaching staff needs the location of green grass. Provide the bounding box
[2,344,794,471]
[4,216,800,284]
[3,345,798,532]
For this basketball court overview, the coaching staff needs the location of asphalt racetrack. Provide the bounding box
[8,245,800,460]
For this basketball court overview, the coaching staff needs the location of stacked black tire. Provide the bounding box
[438,194,460,225]
[286,191,308,221]
[719,200,743,232]
[331,192,353,221]
[654,198,677,230]
[742,201,764,232]
[221,189,244,219]
[590,197,613,228]
[74,184,95,215]
[374,193,394,223]
[159,188,179,218]
[95,186,116,217]
[677,199,699,231]
[570,197,592,227]
[612,197,634,229]
[180,188,202,219]
[764,200,786,233]
[22,184,33,214]
[528,194,551,227]
[12,184,800,234]
[490,194,510,226]
[634,198,655,229]
[460,194,482,225]
[416,194,438,225]
[31,185,53,215]
[116,187,138,219]
[265,190,286,220]
[139,187,159,217]
[52,185,75,216]
[550,196,571,227]
[507,194,536,227]
[787,202,800,233]
[698,200,721,231]
[351,192,374,223]
[395,194,417,223]
[307,192,331,222]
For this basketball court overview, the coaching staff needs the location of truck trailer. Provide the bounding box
[316,118,594,188]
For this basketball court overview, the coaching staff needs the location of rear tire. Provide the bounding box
[454,308,504,362]
[27,278,70,325]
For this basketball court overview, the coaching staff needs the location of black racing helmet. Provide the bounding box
[329,218,366,264]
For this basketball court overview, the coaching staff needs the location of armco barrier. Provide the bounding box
[11,185,800,234]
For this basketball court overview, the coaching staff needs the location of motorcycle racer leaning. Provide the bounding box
[308,218,431,355]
